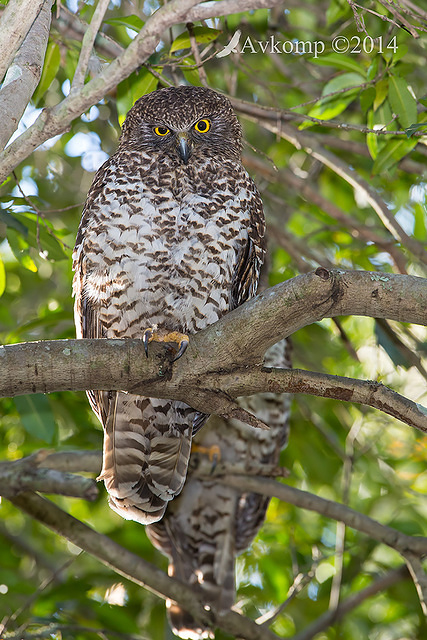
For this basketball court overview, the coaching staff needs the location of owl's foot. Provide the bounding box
[142,328,189,361]
[191,444,221,472]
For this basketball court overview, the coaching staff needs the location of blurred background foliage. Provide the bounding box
[0,0,427,638]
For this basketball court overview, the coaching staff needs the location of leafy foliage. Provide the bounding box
[0,1,426,639]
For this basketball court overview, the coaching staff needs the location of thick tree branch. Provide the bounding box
[70,0,111,91]
[227,368,427,434]
[0,0,53,151]
[0,0,45,83]
[4,448,425,623]
[10,448,427,559]
[0,451,98,501]
[4,453,423,628]
[0,269,425,431]
[54,6,123,60]
[187,0,281,20]
[7,492,281,640]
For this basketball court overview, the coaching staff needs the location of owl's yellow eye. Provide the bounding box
[194,119,210,133]
[154,126,170,136]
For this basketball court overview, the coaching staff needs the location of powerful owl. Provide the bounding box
[147,339,291,640]
[72,86,265,524]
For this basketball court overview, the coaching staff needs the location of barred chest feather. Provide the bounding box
[74,152,253,337]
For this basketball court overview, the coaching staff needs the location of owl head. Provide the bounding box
[119,86,242,163]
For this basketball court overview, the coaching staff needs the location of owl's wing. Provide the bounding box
[147,340,291,639]
[73,232,108,422]
[231,176,266,309]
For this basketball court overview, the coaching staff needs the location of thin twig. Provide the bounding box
[0,554,80,636]
[186,22,208,86]
[256,567,318,625]
[403,552,427,617]
[246,117,427,264]
[71,0,110,90]
[7,492,282,640]
[12,171,71,250]
[292,565,409,640]
[220,475,427,555]
[232,97,425,136]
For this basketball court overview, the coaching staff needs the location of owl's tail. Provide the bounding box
[166,547,235,640]
[147,481,237,640]
[98,392,193,525]
[166,601,214,640]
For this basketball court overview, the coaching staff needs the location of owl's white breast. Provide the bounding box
[79,169,252,337]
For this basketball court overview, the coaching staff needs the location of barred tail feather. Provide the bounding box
[98,392,193,525]
[147,482,237,639]
[166,542,235,640]
[167,601,214,640]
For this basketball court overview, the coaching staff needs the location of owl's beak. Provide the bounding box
[177,132,191,164]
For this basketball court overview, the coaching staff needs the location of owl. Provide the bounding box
[146,339,292,640]
[72,86,266,524]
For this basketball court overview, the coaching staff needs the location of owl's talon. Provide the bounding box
[172,337,189,362]
[191,444,221,466]
[142,328,189,360]
[143,328,153,358]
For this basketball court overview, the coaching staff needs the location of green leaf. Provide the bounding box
[14,394,56,443]
[405,122,427,138]
[388,75,417,128]
[326,0,350,24]
[302,72,364,127]
[0,210,28,235]
[321,72,365,99]
[373,78,388,111]
[360,87,375,113]
[0,256,5,297]
[366,98,397,160]
[414,203,427,240]
[181,57,203,87]
[6,228,32,270]
[374,98,395,131]
[394,44,408,63]
[366,136,377,160]
[371,137,417,175]
[33,41,61,107]
[366,56,379,82]
[375,322,410,369]
[309,53,366,75]
[116,68,159,126]
[7,212,67,261]
[20,253,38,272]
[104,15,144,31]
[170,27,221,53]
[22,215,68,261]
